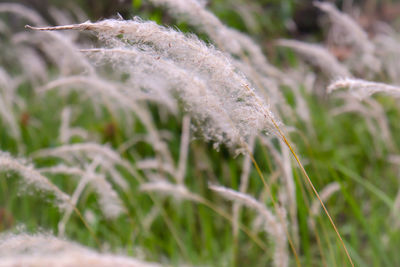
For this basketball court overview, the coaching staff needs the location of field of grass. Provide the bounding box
[0,1,400,266]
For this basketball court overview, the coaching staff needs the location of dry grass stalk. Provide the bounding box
[80,47,244,148]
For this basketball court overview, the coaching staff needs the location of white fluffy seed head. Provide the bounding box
[0,152,70,211]
[33,143,133,189]
[42,162,125,219]
[147,0,280,77]
[0,232,162,267]
[314,1,380,74]
[328,78,400,100]
[140,180,196,201]
[314,2,369,50]
[27,19,280,148]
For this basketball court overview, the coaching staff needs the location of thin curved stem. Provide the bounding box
[267,114,354,267]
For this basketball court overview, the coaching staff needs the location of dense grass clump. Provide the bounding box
[1,1,400,266]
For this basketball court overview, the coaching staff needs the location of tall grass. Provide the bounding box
[1,1,400,266]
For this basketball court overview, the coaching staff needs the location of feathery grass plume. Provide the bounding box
[118,131,173,154]
[37,68,175,163]
[27,20,279,147]
[374,33,400,84]
[38,75,145,132]
[277,39,351,78]
[146,0,289,118]
[12,31,94,76]
[0,3,46,26]
[0,3,94,76]
[136,159,176,177]
[33,143,132,190]
[81,47,243,148]
[0,232,162,267]
[40,160,125,224]
[314,1,380,75]
[314,2,367,48]
[39,164,88,177]
[78,159,124,229]
[0,151,70,211]
[39,74,177,157]
[328,78,400,99]
[147,0,280,77]
[38,75,178,115]
[140,180,197,201]
[209,184,287,267]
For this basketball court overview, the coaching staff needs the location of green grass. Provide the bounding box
[1,78,399,266]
